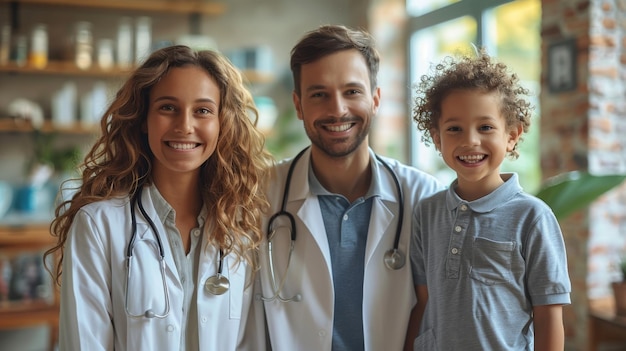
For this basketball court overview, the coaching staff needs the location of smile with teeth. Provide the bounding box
[167,141,200,150]
[458,154,485,163]
[325,123,353,132]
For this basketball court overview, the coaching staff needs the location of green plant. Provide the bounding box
[535,171,626,220]
[536,171,626,284]
[31,131,81,174]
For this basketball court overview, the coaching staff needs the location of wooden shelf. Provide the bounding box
[0,61,132,78]
[0,224,55,247]
[0,224,58,350]
[241,69,274,84]
[0,119,99,135]
[1,0,226,15]
[1,62,274,84]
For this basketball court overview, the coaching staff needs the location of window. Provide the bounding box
[407,0,541,192]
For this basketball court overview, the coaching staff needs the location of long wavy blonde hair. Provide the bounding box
[45,45,273,285]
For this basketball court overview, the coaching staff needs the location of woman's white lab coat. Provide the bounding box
[58,184,265,350]
[258,148,443,351]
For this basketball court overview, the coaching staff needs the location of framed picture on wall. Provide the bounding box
[548,38,577,93]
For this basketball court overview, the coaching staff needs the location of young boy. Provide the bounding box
[407,50,571,350]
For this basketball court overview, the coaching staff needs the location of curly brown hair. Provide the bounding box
[412,49,533,159]
[45,45,273,284]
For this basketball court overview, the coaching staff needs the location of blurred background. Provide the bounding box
[0,0,625,350]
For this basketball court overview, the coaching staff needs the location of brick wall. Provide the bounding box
[541,0,626,349]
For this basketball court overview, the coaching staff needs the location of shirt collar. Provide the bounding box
[145,183,208,226]
[445,173,522,213]
[307,151,382,200]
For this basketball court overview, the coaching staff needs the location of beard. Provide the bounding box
[302,115,371,158]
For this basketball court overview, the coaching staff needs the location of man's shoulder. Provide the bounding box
[377,155,441,183]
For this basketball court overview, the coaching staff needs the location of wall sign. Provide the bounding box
[548,38,577,93]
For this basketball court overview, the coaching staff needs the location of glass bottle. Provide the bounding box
[116,17,133,69]
[74,21,93,70]
[29,24,48,69]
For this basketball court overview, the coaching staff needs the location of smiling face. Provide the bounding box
[432,89,522,199]
[146,66,221,182]
[293,49,380,159]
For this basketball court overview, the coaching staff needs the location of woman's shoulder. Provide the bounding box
[77,195,130,218]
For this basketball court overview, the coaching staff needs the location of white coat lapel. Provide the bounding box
[364,197,393,268]
[364,153,397,269]
[137,186,180,287]
[288,149,333,270]
[296,196,332,269]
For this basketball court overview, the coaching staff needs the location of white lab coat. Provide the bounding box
[258,148,443,351]
[58,184,265,351]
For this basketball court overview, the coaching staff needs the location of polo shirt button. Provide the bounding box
[455,225,462,232]
[451,248,459,254]
[192,228,201,236]
[318,330,327,337]
[460,204,468,211]
[343,214,348,221]
[166,325,175,332]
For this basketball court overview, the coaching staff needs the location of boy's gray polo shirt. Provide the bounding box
[411,173,571,350]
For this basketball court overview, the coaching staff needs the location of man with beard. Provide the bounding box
[257,24,443,351]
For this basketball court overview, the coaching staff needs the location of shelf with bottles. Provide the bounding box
[0,225,57,313]
[1,0,226,15]
[0,224,59,350]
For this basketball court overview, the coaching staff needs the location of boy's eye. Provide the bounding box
[447,126,461,132]
[159,104,175,111]
[479,125,494,131]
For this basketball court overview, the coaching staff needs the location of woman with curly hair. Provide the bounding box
[407,50,571,350]
[45,45,272,350]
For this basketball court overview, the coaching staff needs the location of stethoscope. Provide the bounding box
[258,147,405,303]
[124,186,229,319]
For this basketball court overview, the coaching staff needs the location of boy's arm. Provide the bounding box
[403,285,429,351]
[533,304,565,351]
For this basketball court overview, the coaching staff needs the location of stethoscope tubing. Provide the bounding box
[269,146,404,253]
[125,186,229,318]
[125,187,171,319]
[259,147,406,302]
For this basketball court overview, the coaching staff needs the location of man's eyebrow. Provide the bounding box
[304,84,326,93]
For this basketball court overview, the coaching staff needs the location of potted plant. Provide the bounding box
[17,131,81,213]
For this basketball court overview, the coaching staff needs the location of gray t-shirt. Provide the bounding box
[411,173,571,350]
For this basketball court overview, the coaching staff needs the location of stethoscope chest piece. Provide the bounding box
[384,248,406,270]
[205,249,229,295]
[205,274,230,295]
